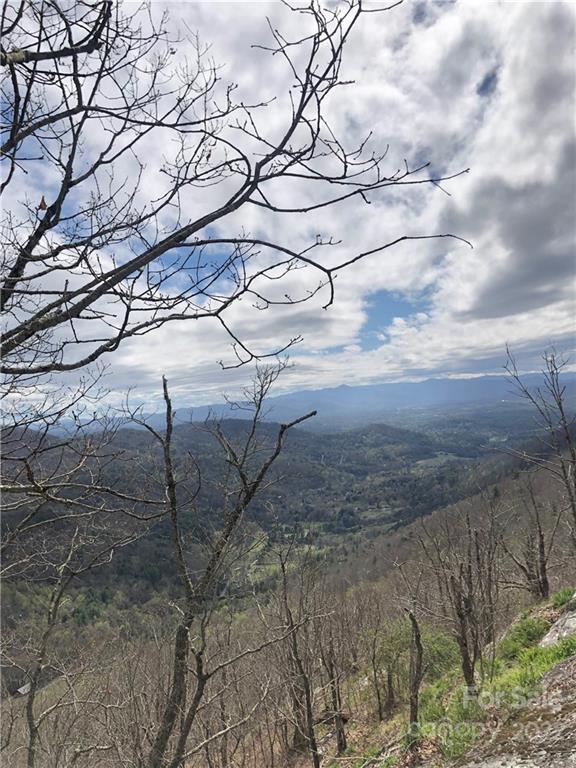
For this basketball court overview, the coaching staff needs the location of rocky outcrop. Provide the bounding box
[539,592,576,647]
[454,655,576,768]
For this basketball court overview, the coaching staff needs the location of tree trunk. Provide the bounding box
[407,610,424,751]
[326,640,347,755]
[147,619,193,767]
[385,667,396,714]
[371,652,384,721]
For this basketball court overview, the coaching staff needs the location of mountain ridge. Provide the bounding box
[139,373,575,432]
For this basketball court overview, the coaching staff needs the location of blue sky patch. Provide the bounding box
[477,68,499,97]
[360,290,427,350]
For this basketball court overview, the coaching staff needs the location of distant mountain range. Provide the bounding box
[142,373,576,432]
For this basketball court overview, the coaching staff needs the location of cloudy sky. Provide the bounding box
[14,0,576,407]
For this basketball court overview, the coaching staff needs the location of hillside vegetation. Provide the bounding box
[2,357,575,768]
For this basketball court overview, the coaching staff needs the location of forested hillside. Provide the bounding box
[1,400,542,606]
[3,358,576,768]
[3,434,576,767]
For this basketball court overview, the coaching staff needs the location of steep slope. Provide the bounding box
[455,596,576,768]
[308,594,576,768]
[454,656,576,768]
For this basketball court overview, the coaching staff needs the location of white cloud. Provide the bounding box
[6,0,574,406]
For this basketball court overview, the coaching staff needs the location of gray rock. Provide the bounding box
[540,592,576,647]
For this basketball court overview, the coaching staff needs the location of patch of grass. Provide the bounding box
[357,745,381,763]
[551,586,574,609]
[497,615,550,661]
[328,744,384,768]
[423,630,460,682]
[487,634,576,704]
[419,676,451,723]
[418,680,484,759]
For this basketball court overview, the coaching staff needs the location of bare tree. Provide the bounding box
[417,501,501,693]
[506,348,576,544]
[275,546,321,768]
[1,365,316,767]
[1,0,468,379]
[13,536,132,768]
[316,588,348,757]
[500,481,561,601]
[358,587,407,721]
[1,3,473,763]
[134,368,315,768]
[0,404,175,767]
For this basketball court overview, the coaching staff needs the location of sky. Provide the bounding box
[7,0,576,407]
